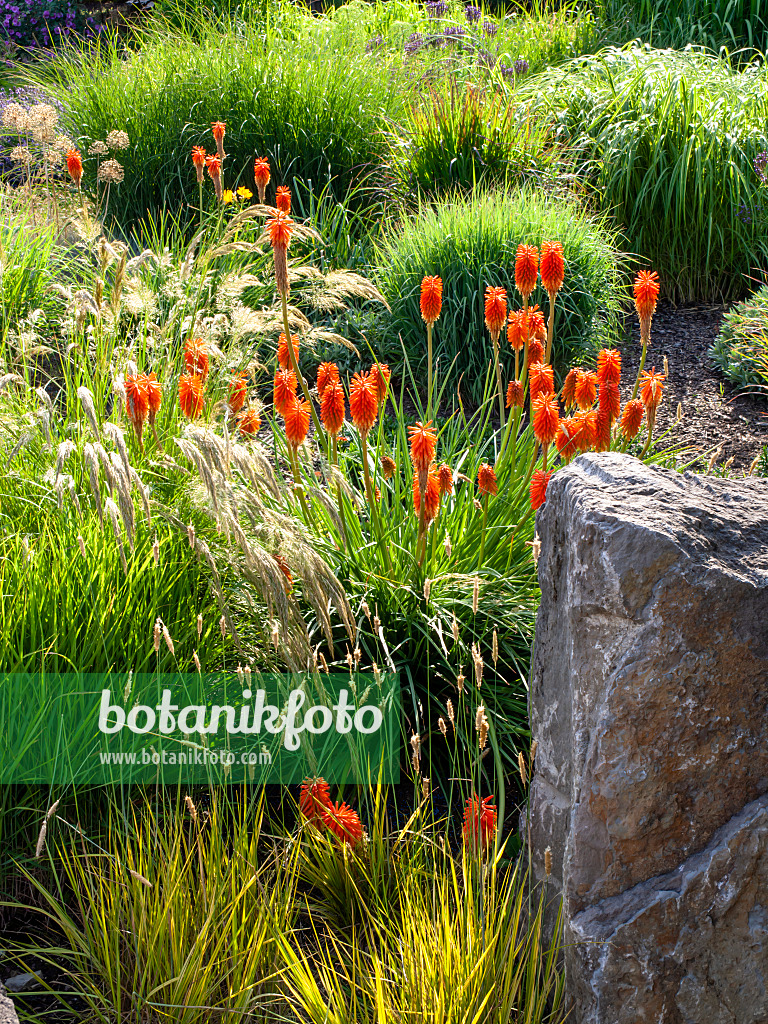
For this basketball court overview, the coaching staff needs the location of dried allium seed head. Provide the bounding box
[10,145,31,164]
[153,618,161,653]
[438,717,447,736]
[106,129,130,150]
[97,158,125,184]
[88,140,108,156]
[2,103,25,129]
[518,750,527,787]
[544,845,552,878]
[77,534,86,558]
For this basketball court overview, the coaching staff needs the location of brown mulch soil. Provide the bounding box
[617,300,768,472]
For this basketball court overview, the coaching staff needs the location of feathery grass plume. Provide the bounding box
[108,452,136,547]
[472,576,479,615]
[105,497,128,573]
[518,750,527,787]
[77,386,100,438]
[104,421,132,479]
[544,845,553,878]
[154,619,162,652]
[472,643,484,688]
[54,440,76,482]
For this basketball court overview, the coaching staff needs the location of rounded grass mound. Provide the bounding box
[33,18,406,232]
[710,283,768,392]
[518,46,768,303]
[374,187,622,401]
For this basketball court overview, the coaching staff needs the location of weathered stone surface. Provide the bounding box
[528,452,768,1023]
[0,981,19,1024]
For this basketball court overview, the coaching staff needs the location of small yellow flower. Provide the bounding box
[222,189,235,204]
[237,186,253,201]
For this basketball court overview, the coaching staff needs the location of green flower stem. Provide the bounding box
[631,337,649,401]
[492,334,506,430]
[361,434,393,575]
[280,291,328,459]
[427,321,433,421]
[477,492,489,569]
[545,290,556,365]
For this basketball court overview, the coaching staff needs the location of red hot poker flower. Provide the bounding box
[125,374,149,442]
[267,212,294,296]
[408,421,437,475]
[597,348,622,387]
[506,378,525,409]
[238,409,262,436]
[320,381,345,436]
[300,777,332,822]
[412,466,441,522]
[599,380,621,420]
[65,148,82,188]
[420,276,443,325]
[284,395,311,449]
[530,469,553,510]
[253,157,271,202]
[574,369,597,410]
[349,372,378,437]
[273,369,298,417]
[317,362,340,398]
[634,270,661,345]
[191,146,207,183]
[369,363,391,406]
[277,332,299,370]
[477,463,498,497]
[437,463,453,496]
[532,392,560,446]
[620,398,644,440]
[529,362,554,399]
[145,372,162,424]
[275,186,291,213]
[561,367,579,409]
[515,244,539,300]
[640,368,665,411]
[463,794,497,852]
[178,374,204,419]
[184,337,209,382]
[228,373,248,415]
[507,310,526,352]
[205,154,223,201]
[540,240,564,295]
[528,338,545,366]
[484,286,507,341]
[322,801,363,846]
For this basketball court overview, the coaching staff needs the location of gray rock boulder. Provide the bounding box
[0,982,19,1024]
[528,452,768,1023]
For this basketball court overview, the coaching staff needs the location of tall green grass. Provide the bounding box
[597,0,768,54]
[374,187,622,400]
[519,46,768,301]
[710,280,768,389]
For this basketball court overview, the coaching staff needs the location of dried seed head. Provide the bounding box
[423,577,431,602]
[346,648,354,672]
[438,717,447,736]
[410,732,421,760]
[530,739,538,763]
[475,704,485,732]
[237,664,244,684]
[106,129,130,150]
[723,456,734,472]
[162,623,175,656]
[354,645,362,666]
[193,650,201,674]
[373,662,381,684]
[676,402,683,423]
[473,498,482,511]
[492,629,498,667]
[663,355,669,377]
[88,140,108,156]
[197,613,203,638]
[153,618,161,653]
[361,601,371,620]
[531,533,541,566]
[188,523,196,548]
[77,534,86,558]
[97,158,125,184]
[544,845,552,878]
[320,652,329,673]
[748,454,760,476]
[452,611,459,644]
[707,445,724,473]
[152,536,160,565]
[479,718,488,750]
[35,819,48,859]
[422,777,430,800]
[444,533,452,557]
[373,614,381,632]
[518,750,527,787]
[271,622,279,650]
[244,664,251,684]
[185,794,198,822]
[220,615,228,639]
[472,642,484,688]
[457,671,465,694]
[472,577,479,615]
[447,699,455,725]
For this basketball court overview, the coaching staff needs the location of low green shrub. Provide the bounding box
[374,186,622,400]
[519,46,768,302]
[710,282,768,390]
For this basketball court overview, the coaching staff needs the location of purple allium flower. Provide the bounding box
[482,20,497,36]
[514,56,529,76]
[464,5,481,23]
[754,150,768,183]
[443,24,467,40]
[365,33,384,52]
[499,63,515,80]
[477,49,496,68]
[426,1,449,17]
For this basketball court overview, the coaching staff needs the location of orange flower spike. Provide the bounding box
[228,373,248,415]
[145,372,162,423]
[507,310,526,353]
[575,410,598,452]
[299,777,332,822]
[191,146,207,183]
[437,463,453,496]
[369,363,391,406]
[267,212,294,296]
[408,421,438,475]
[205,154,223,201]
[124,374,149,447]
[412,466,441,521]
[599,380,621,421]
[530,469,553,511]
[277,332,300,371]
[484,286,507,341]
[597,349,622,387]
[477,463,498,497]
[574,369,597,410]
[317,362,340,398]
[529,362,554,400]
[273,369,298,417]
[420,275,443,325]
[528,338,544,366]
[506,378,525,408]
[253,157,271,203]
[178,374,205,420]
[381,455,396,481]
[634,270,661,345]
[65,148,82,188]
[594,407,612,452]
[238,409,262,436]
[561,367,579,409]
[532,393,560,447]
[527,304,545,341]
[322,801,364,846]
[183,338,209,382]
[620,398,645,440]
[349,372,378,437]
[515,244,539,301]
[211,121,226,161]
[540,241,564,295]
[555,417,578,461]
[640,368,665,411]
[284,396,311,449]
[275,186,291,213]
[320,380,345,436]
[462,794,497,852]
